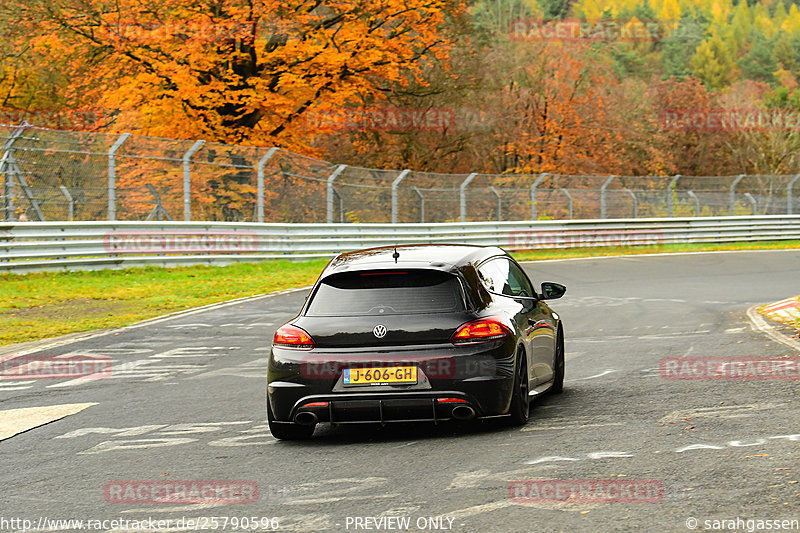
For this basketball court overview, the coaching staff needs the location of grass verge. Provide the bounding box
[2,240,798,346]
[0,260,329,346]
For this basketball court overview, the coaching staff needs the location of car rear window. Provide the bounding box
[306,270,466,316]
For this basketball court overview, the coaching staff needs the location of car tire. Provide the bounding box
[551,332,565,394]
[507,349,529,426]
[268,399,315,440]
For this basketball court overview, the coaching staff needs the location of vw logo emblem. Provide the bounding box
[373,325,387,338]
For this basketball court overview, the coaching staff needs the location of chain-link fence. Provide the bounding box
[3,123,800,223]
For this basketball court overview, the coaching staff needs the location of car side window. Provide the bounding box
[507,261,535,298]
[478,258,534,297]
[477,259,509,295]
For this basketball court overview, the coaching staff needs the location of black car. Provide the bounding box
[267,244,565,440]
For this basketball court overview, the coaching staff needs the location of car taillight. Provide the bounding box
[273,324,315,349]
[451,318,510,344]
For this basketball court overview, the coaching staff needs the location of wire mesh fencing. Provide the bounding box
[3,123,800,223]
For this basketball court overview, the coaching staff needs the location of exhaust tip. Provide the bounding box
[294,411,318,426]
[451,405,476,420]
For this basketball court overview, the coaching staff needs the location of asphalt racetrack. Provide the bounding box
[1,250,799,532]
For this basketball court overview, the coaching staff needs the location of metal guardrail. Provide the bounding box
[1,216,799,273]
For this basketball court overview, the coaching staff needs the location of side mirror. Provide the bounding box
[540,282,566,300]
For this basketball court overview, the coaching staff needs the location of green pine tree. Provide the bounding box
[662,12,709,79]
[738,30,778,83]
[690,33,737,89]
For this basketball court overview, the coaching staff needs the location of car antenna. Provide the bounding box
[393,248,400,263]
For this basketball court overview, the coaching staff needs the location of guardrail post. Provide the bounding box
[626,189,638,218]
[326,164,347,224]
[600,175,616,219]
[667,174,681,217]
[59,186,74,221]
[459,172,478,222]
[391,169,411,223]
[530,173,548,220]
[256,147,279,223]
[559,188,573,219]
[489,186,502,221]
[107,132,131,221]
[744,192,757,215]
[413,187,425,223]
[182,140,205,221]
[686,190,700,217]
[788,174,800,215]
[729,174,745,216]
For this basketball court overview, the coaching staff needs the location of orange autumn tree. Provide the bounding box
[11,0,462,148]
[4,0,463,220]
[496,42,625,176]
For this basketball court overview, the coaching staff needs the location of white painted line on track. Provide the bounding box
[0,402,97,441]
[569,369,617,381]
[659,403,783,424]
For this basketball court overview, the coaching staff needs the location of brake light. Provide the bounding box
[273,324,315,349]
[451,318,510,344]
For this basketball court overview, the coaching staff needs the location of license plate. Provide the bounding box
[342,366,417,386]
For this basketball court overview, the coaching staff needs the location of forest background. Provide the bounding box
[3,0,800,179]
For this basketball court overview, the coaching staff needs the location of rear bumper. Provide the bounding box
[268,339,517,424]
[268,379,511,425]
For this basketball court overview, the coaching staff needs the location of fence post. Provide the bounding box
[182,140,205,221]
[729,174,745,216]
[326,164,347,223]
[530,173,548,220]
[59,186,74,221]
[600,175,616,219]
[332,187,345,222]
[256,147,279,223]
[667,174,681,217]
[391,169,411,223]
[413,187,425,223]
[489,186,502,221]
[559,188,573,219]
[744,193,757,215]
[788,174,800,215]
[2,124,29,221]
[686,190,700,217]
[145,184,173,221]
[626,189,638,218]
[459,172,478,222]
[107,132,131,221]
